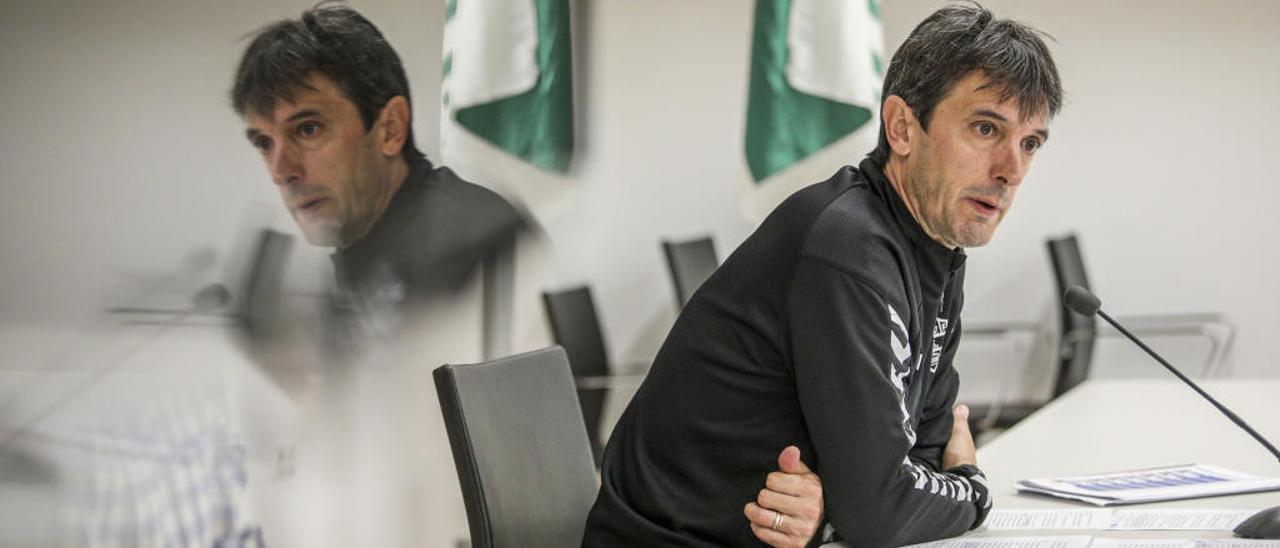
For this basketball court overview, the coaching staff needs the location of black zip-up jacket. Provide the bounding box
[332,158,523,304]
[582,159,991,548]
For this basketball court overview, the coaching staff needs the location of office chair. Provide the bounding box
[661,236,719,308]
[1048,233,1236,382]
[966,236,1098,436]
[969,233,1236,437]
[1046,234,1098,395]
[238,228,294,337]
[541,285,645,466]
[107,229,293,328]
[433,347,599,548]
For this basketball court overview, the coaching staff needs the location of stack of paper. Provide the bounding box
[1017,464,1280,506]
[982,509,1254,531]
[904,535,1094,548]
[905,538,1280,548]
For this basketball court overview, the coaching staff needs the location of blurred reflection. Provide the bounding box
[0,283,261,547]
[224,4,531,547]
[2,3,535,546]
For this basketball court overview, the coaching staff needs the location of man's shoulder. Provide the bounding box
[423,165,518,213]
[792,168,909,300]
[411,164,525,233]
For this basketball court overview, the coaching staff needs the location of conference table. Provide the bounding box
[954,378,1280,543]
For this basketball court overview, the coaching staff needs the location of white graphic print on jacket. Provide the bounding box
[887,304,974,502]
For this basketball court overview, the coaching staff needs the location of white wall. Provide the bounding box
[2,0,1278,429]
[524,0,762,362]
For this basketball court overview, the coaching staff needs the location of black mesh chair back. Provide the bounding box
[542,285,610,463]
[433,347,598,548]
[661,236,719,308]
[1047,234,1096,397]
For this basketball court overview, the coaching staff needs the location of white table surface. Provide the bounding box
[967,378,1280,540]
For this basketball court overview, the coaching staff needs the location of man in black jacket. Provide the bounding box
[231,6,524,308]
[583,4,1062,547]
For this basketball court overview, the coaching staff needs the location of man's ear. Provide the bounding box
[377,96,410,157]
[882,95,918,157]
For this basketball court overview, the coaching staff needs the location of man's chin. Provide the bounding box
[297,220,345,248]
[958,232,997,248]
[953,222,1000,248]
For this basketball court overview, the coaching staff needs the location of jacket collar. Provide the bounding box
[332,157,433,293]
[859,158,966,274]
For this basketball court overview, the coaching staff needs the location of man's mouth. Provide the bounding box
[966,197,1001,216]
[289,194,330,216]
[294,196,329,213]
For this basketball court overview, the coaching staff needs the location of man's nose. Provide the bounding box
[268,142,303,186]
[990,139,1027,187]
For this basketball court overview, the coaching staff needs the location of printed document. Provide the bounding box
[983,509,1252,531]
[1089,539,1280,548]
[1017,464,1280,506]
[903,535,1094,548]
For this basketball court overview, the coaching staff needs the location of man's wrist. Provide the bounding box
[945,463,992,529]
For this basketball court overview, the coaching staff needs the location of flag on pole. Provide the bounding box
[744,0,885,183]
[443,0,573,174]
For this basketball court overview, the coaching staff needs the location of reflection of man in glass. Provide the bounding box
[228,6,529,546]
[233,4,524,311]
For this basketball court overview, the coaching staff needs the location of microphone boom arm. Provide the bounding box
[1096,308,1280,463]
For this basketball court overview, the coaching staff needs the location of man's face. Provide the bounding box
[244,73,395,247]
[898,72,1051,248]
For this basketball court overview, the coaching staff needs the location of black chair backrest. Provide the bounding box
[541,285,610,463]
[1047,234,1096,397]
[662,236,719,308]
[239,228,293,337]
[433,347,598,548]
[542,286,610,378]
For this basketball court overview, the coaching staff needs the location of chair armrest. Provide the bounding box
[968,401,1043,433]
[574,374,646,391]
[1113,312,1228,327]
[1080,312,1236,377]
[613,359,653,376]
[962,320,1041,337]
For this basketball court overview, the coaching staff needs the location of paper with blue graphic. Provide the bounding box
[1018,464,1280,506]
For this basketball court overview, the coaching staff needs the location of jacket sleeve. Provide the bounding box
[788,257,986,548]
[910,284,966,470]
[909,313,994,527]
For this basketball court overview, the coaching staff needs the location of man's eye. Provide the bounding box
[252,136,272,153]
[297,121,322,137]
[975,122,996,137]
[1022,137,1042,153]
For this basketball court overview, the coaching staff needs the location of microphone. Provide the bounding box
[1063,286,1280,539]
[190,283,233,313]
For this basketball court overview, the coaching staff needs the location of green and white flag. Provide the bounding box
[744,0,885,192]
[443,0,573,174]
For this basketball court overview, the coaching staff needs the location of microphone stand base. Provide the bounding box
[1235,505,1280,539]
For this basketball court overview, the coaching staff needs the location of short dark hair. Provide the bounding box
[231,2,425,162]
[868,2,1062,166]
